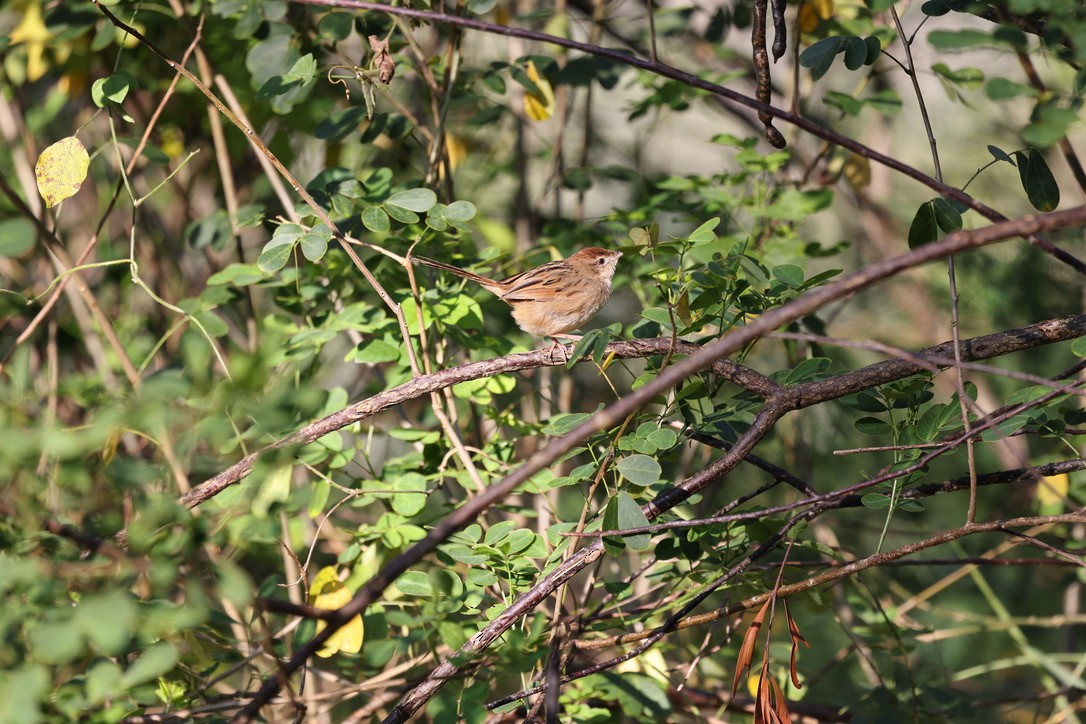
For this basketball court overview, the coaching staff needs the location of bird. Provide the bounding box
[413,247,622,359]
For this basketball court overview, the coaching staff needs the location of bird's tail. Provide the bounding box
[413,256,499,290]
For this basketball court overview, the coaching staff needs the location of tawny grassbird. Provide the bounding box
[414,247,621,357]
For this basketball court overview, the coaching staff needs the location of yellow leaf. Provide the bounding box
[1037,473,1068,511]
[843,153,871,191]
[799,0,834,34]
[676,290,693,327]
[747,671,761,698]
[542,13,569,40]
[440,133,467,178]
[523,60,555,121]
[35,136,90,208]
[309,566,364,657]
[160,127,186,161]
[10,0,52,82]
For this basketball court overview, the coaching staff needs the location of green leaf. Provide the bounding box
[485,520,516,545]
[444,200,477,222]
[283,53,317,83]
[567,327,616,368]
[986,77,1035,101]
[824,91,864,116]
[0,218,35,257]
[85,661,124,704]
[1023,103,1079,148]
[91,70,137,107]
[863,36,881,65]
[386,188,438,213]
[932,63,984,88]
[931,198,962,232]
[253,464,293,517]
[77,590,136,654]
[207,263,266,286]
[542,411,593,435]
[361,206,391,232]
[0,666,49,723]
[772,264,804,288]
[318,12,354,40]
[988,145,1015,164]
[783,357,830,384]
[300,224,332,262]
[616,454,662,485]
[122,642,179,687]
[843,36,868,71]
[646,428,678,450]
[908,200,939,248]
[28,618,84,663]
[855,416,892,435]
[865,89,902,116]
[799,36,845,81]
[384,203,420,224]
[257,236,296,273]
[602,491,651,554]
[921,0,953,15]
[861,493,892,509]
[1013,149,1060,211]
[687,217,720,245]
[444,544,488,565]
[353,338,401,363]
[396,571,434,597]
[390,472,428,516]
[315,105,367,141]
[916,405,943,441]
[928,29,997,50]
[256,75,301,100]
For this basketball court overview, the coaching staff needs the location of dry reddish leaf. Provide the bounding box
[769,674,791,723]
[368,35,395,84]
[755,660,774,724]
[784,598,810,689]
[732,598,772,697]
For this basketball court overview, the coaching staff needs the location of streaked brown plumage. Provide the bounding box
[414,247,621,355]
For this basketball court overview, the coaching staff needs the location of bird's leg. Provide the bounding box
[548,334,583,364]
[547,337,569,364]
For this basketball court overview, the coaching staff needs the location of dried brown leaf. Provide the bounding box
[368,35,395,84]
[732,598,772,696]
[769,674,791,723]
[784,598,810,690]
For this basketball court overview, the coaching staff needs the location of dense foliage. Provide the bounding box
[1,0,1085,721]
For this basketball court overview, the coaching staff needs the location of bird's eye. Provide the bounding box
[597,258,605,265]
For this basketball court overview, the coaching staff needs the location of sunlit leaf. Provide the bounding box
[309,567,364,657]
[523,60,555,121]
[35,137,89,208]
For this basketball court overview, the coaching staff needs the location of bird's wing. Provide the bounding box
[499,262,572,302]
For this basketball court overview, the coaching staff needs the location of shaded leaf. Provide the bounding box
[907,200,939,248]
[1013,148,1059,211]
[931,197,962,232]
[602,491,651,553]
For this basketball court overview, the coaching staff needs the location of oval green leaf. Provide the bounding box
[386,188,438,213]
[616,454,662,485]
